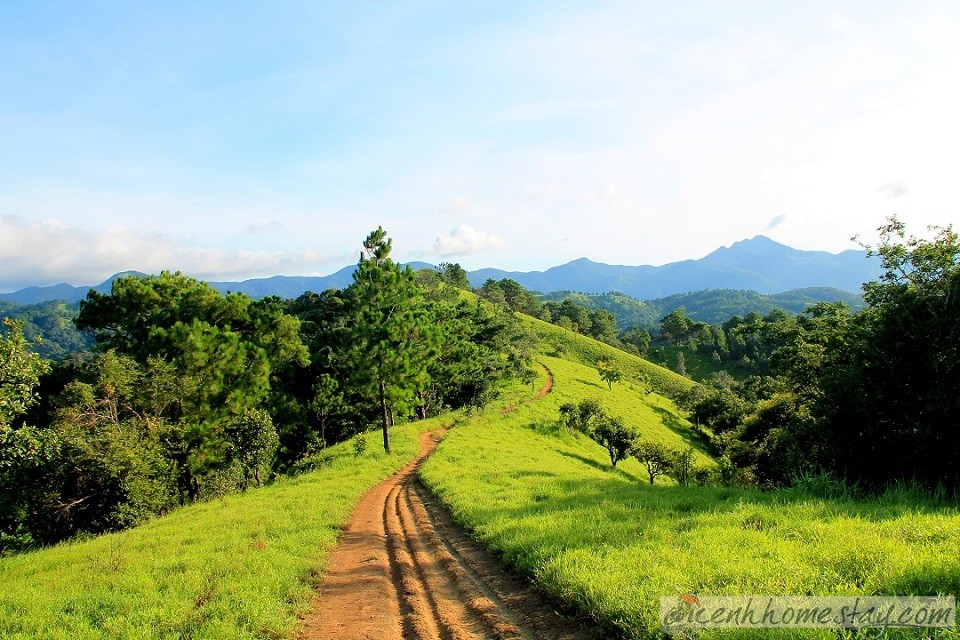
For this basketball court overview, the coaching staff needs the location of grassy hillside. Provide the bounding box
[0,424,431,639]
[421,343,960,638]
[647,344,753,383]
[523,313,695,398]
[459,287,693,398]
[0,293,691,639]
[10,307,956,639]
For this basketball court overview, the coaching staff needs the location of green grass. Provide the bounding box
[0,422,434,639]
[524,314,695,398]
[8,310,957,639]
[536,355,710,458]
[421,356,960,639]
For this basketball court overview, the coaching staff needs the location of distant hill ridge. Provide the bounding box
[1,236,879,305]
[469,235,879,299]
[541,287,865,330]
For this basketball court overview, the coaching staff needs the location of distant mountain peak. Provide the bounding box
[0,237,882,305]
[704,235,796,261]
[727,235,789,250]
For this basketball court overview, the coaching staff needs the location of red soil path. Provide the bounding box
[299,363,601,640]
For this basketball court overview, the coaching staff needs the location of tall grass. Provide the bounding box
[0,422,431,639]
[421,357,960,639]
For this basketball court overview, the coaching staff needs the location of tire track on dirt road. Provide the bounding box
[301,363,601,640]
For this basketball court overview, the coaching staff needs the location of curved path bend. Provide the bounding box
[300,363,600,640]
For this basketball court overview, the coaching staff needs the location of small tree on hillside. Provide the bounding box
[620,326,652,355]
[597,359,622,390]
[559,399,604,434]
[669,446,696,487]
[310,374,344,450]
[343,227,438,453]
[438,262,471,290]
[632,441,678,485]
[225,408,279,490]
[660,309,692,346]
[591,415,636,467]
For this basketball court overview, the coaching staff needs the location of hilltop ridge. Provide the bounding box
[0,236,879,304]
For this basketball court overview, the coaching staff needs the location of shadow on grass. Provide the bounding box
[465,472,953,552]
[574,378,606,391]
[650,404,714,453]
[555,450,641,483]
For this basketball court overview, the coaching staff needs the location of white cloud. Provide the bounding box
[242,220,285,234]
[766,214,788,231]
[0,216,338,291]
[431,225,504,257]
[878,182,908,199]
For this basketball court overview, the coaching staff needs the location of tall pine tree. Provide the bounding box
[344,228,437,453]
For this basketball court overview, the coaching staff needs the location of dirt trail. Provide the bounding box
[300,364,600,640]
[503,362,553,415]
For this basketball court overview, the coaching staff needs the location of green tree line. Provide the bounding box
[0,228,532,552]
[678,218,960,494]
[477,278,626,347]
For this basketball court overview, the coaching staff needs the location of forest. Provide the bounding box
[0,228,532,551]
[1,218,958,555]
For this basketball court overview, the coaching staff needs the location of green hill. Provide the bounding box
[0,307,697,638]
[540,287,865,331]
[649,287,865,325]
[421,320,960,639]
[523,314,694,398]
[0,300,93,360]
[539,290,659,329]
[5,312,958,640]
[0,424,426,639]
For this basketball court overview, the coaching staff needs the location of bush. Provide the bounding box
[353,433,368,457]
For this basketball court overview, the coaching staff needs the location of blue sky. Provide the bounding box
[1,1,958,290]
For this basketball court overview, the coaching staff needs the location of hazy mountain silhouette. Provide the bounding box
[467,236,878,298]
[0,237,879,305]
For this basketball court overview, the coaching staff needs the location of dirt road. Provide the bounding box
[300,365,602,640]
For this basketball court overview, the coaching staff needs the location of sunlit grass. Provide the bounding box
[7,314,957,640]
[422,355,960,639]
[0,422,431,639]
[539,355,708,456]
[527,315,695,398]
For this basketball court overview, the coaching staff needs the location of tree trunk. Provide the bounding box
[379,379,391,453]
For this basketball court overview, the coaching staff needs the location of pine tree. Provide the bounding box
[344,228,437,453]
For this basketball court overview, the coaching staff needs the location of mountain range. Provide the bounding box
[468,235,879,298]
[1,236,880,305]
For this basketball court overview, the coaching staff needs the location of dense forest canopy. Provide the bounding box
[0,229,532,551]
[0,301,93,360]
[679,219,960,491]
